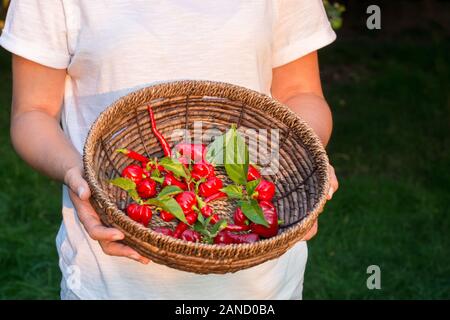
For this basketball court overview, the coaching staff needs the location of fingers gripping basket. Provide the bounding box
[83,80,329,274]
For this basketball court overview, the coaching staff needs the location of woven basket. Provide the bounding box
[83,80,329,274]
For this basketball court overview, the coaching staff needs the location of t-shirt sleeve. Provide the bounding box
[272,0,337,68]
[0,0,70,69]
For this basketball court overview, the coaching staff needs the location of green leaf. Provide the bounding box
[109,177,136,191]
[210,219,228,237]
[239,199,269,227]
[197,210,205,224]
[224,126,249,185]
[157,185,183,199]
[143,198,163,206]
[159,198,187,223]
[144,197,187,223]
[159,157,189,179]
[150,176,164,184]
[128,189,141,203]
[220,184,243,199]
[246,179,261,197]
[193,221,206,234]
[193,222,213,241]
[151,167,161,178]
[205,134,225,165]
[204,215,214,226]
[196,195,206,209]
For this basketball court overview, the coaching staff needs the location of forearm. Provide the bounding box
[283,93,333,147]
[10,110,81,182]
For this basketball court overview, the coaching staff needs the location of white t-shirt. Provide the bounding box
[1,0,336,299]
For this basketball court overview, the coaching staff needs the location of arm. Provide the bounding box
[10,55,149,264]
[271,51,339,239]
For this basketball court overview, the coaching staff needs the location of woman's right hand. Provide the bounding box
[64,166,150,264]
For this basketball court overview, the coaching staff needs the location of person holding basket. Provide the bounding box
[1,0,338,299]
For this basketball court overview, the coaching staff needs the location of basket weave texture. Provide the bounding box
[83,80,329,274]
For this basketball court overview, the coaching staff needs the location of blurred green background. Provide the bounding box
[0,0,449,299]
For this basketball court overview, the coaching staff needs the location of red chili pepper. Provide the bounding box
[200,206,219,224]
[224,224,250,232]
[174,143,207,163]
[160,210,175,222]
[199,176,223,198]
[185,212,198,225]
[139,205,152,227]
[136,178,157,199]
[153,227,174,237]
[116,148,149,164]
[126,203,141,222]
[122,164,145,184]
[233,207,249,226]
[163,173,187,190]
[148,106,172,157]
[250,201,279,238]
[254,180,276,202]
[191,163,215,180]
[204,191,227,203]
[180,229,202,243]
[175,191,197,214]
[247,164,261,181]
[126,203,152,227]
[213,230,260,244]
[173,222,188,238]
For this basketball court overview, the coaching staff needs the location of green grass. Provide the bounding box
[0,52,61,299]
[304,35,450,299]
[0,33,449,299]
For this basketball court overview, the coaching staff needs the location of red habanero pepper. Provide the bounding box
[126,203,152,227]
[138,205,152,227]
[175,191,197,214]
[200,205,219,224]
[204,191,227,204]
[159,210,175,222]
[224,224,250,232]
[185,212,198,225]
[116,148,149,164]
[250,201,279,238]
[148,106,172,157]
[233,207,249,226]
[122,164,145,184]
[173,222,188,238]
[136,178,157,199]
[213,230,260,245]
[126,203,141,223]
[180,229,202,243]
[254,180,276,202]
[198,176,223,198]
[247,165,261,181]
[191,163,215,180]
[163,173,188,190]
[153,227,174,237]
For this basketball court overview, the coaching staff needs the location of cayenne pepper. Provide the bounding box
[147,105,172,157]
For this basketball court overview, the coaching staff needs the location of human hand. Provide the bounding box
[301,164,338,241]
[64,166,150,264]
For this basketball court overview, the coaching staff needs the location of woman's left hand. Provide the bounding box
[302,164,338,241]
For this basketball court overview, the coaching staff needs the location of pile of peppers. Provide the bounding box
[110,106,280,244]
